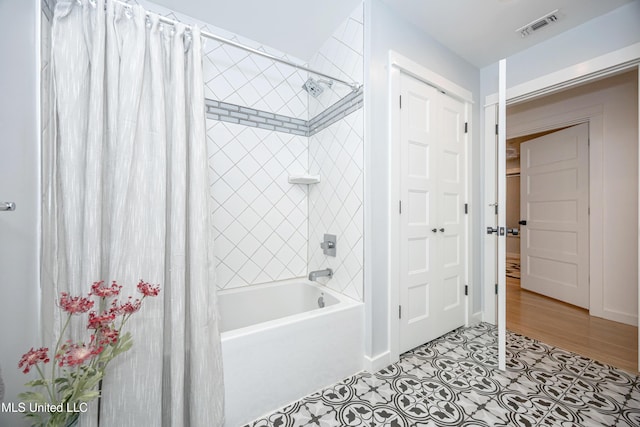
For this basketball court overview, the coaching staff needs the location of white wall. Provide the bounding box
[0,0,40,425]
[364,0,481,360]
[507,71,639,325]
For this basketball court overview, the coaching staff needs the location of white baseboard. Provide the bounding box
[363,351,391,373]
[470,311,483,325]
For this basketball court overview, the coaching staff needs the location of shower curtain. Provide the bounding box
[43,0,224,425]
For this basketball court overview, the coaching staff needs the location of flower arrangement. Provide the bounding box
[18,280,160,427]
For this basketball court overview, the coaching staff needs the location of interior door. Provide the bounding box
[437,93,467,331]
[399,72,466,353]
[520,123,590,308]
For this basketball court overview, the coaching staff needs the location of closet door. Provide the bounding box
[435,93,467,332]
[399,73,439,352]
[399,72,467,353]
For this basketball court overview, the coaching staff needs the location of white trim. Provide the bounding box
[486,42,640,106]
[638,64,640,372]
[389,51,474,103]
[363,351,391,373]
[483,104,497,325]
[469,311,483,326]
[388,62,401,363]
[497,59,506,372]
[388,51,473,364]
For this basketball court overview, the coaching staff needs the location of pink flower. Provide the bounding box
[120,297,142,314]
[137,280,160,297]
[56,341,103,367]
[18,347,50,373]
[90,280,122,298]
[98,327,119,345]
[87,311,116,330]
[59,292,94,315]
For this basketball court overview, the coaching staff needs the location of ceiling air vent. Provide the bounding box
[516,9,559,38]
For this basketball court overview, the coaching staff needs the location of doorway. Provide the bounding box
[509,124,590,308]
[502,71,639,372]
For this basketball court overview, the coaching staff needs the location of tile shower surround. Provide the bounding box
[205,3,364,299]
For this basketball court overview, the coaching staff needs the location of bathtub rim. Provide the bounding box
[218,278,361,341]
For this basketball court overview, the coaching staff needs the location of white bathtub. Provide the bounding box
[219,279,364,427]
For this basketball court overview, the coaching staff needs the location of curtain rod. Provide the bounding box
[110,0,361,91]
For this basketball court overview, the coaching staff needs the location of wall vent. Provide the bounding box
[516,9,559,38]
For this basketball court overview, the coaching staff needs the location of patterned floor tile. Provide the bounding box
[245,324,639,427]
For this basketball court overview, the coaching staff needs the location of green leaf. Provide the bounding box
[83,372,103,390]
[18,391,48,405]
[25,378,49,387]
[76,390,100,402]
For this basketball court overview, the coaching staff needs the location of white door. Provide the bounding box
[437,94,468,332]
[399,72,466,353]
[520,123,590,308]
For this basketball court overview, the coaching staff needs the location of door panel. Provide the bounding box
[400,73,438,351]
[399,72,466,353]
[520,123,590,308]
[437,92,467,336]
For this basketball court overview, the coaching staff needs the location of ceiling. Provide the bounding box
[151,0,635,66]
[380,0,636,67]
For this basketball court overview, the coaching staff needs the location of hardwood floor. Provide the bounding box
[506,276,639,374]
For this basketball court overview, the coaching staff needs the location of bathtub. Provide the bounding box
[219,279,364,427]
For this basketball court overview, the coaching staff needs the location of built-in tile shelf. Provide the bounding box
[288,174,321,185]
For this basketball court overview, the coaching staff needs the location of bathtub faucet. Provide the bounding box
[308,268,333,281]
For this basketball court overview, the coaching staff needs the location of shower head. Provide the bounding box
[302,77,333,98]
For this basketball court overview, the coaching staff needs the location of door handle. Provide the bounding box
[518,220,527,226]
[487,227,498,235]
[0,202,16,211]
[439,228,445,233]
[507,228,519,236]
[431,228,437,233]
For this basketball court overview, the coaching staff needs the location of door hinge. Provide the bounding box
[464,122,468,133]
[464,203,468,214]
[495,124,499,135]
[464,285,468,296]
[495,283,498,295]
[399,95,402,109]
[399,305,402,319]
[399,200,402,214]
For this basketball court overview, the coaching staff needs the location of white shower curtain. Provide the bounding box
[43,1,224,425]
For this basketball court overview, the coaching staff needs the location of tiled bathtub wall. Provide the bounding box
[308,5,364,300]
[203,35,311,290]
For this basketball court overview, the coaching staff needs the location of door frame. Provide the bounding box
[483,42,640,371]
[388,50,474,363]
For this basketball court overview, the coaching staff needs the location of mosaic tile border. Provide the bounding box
[205,87,363,137]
